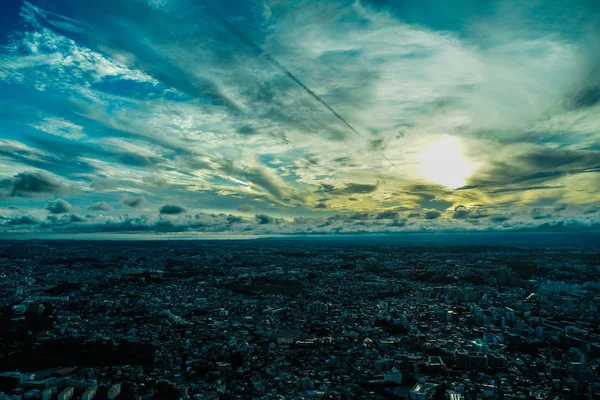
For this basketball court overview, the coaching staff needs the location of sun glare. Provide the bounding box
[417,137,474,189]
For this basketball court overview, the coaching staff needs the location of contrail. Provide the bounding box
[201,0,396,168]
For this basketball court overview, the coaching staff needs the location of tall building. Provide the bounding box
[374,359,393,372]
[82,386,97,400]
[42,389,52,400]
[307,301,328,314]
[456,350,469,370]
[469,354,488,372]
[383,370,402,384]
[107,384,121,400]
[58,387,74,400]
[297,378,314,391]
[488,353,506,370]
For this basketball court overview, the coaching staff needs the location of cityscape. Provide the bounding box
[1,0,600,398]
[1,238,599,399]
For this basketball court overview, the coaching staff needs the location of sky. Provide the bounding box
[0,0,599,237]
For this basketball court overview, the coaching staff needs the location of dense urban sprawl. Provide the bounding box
[1,239,599,400]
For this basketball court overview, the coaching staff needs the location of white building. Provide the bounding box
[410,382,438,400]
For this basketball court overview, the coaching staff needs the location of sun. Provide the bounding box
[417,137,474,189]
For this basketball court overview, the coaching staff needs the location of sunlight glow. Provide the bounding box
[417,137,474,189]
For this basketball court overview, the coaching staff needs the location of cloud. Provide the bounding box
[89,201,113,212]
[491,186,564,194]
[219,161,299,203]
[387,218,407,227]
[69,214,86,223]
[554,204,568,212]
[321,183,378,196]
[238,204,254,212]
[532,208,552,220]
[29,117,87,140]
[6,215,40,225]
[570,86,600,110]
[255,214,282,225]
[226,215,244,224]
[452,205,488,220]
[120,194,148,208]
[490,215,510,223]
[159,204,187,215]
[376,210,399,219]
[1,171,66,197]
[424,210,442,220]
[1,205,597,235]
[584,206,599,215]
[45,199,73,214]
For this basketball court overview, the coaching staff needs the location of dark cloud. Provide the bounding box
[43,214,88,227]
[26,211,249,234]
[69,214,86,223]
[369,138,386,151]
[256,214,275,225]
[120,194,148,208]
[117,153,164,167]
[89,202,113,212]
[452,205,488,220]
[319,184,335,193]
[387,218,407,227]
[45,199,73,214]
[333,156,353,165]
[465,148,600,191]
[236,125,257,135]
[238,204,254,212]
[516,149,595,170]
[584,206,598,215]
[345,212,370,221]
[320,183,378,196]
[226,215,244,224]
[490,215,510,223]
[376,210,399,219]
[407,191,454,212]
[424,210,442,219]
[2,171,65,197]
[315,202,328,209]
[6,215,40,225]
[570,85,600,109]
[554,204,568,212]
[159,204,187,215]
[340,183,378,194]
[452,205,470,219]
[532,208,552,220]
